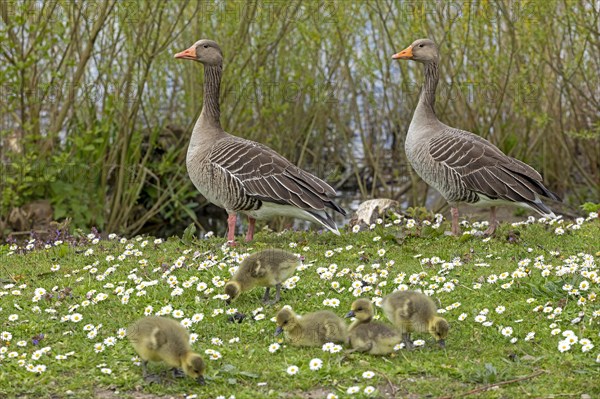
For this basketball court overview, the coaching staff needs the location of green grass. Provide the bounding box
[1,215,599,399]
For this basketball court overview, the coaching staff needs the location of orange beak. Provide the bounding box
[174,45,197,60]
[392,46,413,60]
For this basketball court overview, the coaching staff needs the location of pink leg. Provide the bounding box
[484,206,497,236]
[245,217,256,242]
[227,214,237,246]
[451,207,461,236]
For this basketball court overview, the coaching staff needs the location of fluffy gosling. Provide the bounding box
[382,291,449,349]
[274,308,347,347]
[224,249,300,305]
[345,298,402,355]
[127,316,206,384]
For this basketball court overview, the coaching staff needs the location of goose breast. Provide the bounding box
[405,129,473,204]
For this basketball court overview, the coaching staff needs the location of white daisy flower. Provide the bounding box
[362,370,375,379]
[501,327,513,337]
[347,386,360,394]
[268,343,280,353]
[309,358,323,370]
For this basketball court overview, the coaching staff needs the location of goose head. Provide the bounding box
[429,316,450,348]
[181,352,206,384]
[274,308,297,336]
[345,298,374,322]
[392,38,438,63]
[224,281,241,305]
[175,39,223,66]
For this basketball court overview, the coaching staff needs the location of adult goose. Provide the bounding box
[175,40,346,243]
[392,39,560,235]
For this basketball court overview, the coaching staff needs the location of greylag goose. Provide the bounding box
[175,40,346,243]
[392,39,560,235]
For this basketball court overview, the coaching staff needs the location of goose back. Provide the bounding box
[187,135,344,219]
[413,126,561,213]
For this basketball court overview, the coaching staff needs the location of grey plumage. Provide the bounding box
[423,128,560,213]
[201,137,345,219]
[393,38,560,235]
[176,40,346,243]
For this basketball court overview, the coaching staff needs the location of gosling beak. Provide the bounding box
[174,45,197,60]
[196,375,206,385]
[345,310,355,318]
[392,45,413,60]
[438,339,446,349]
[274,326,283,336]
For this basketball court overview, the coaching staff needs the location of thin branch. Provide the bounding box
[437,369,546,399]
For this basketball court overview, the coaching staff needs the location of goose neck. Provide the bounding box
[200,64,222,127]
[416,61,439,117]
[234,275,252,291]
[349,317,369,332]
[188,64,225,154]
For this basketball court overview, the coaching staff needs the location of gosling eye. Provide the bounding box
[283,320,288,325]
[418,44,424,48]
[203,44,209,48]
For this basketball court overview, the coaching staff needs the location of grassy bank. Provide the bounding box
[1,214,599,398]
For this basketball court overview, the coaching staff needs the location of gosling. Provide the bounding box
[127,316,206,384]
[345,298,402,355]
[274,308,347,347]
[224,249,300,305]
[382,290,449,349]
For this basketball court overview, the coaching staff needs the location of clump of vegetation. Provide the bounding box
[581,203,600,214]
[1,213,598,398]
[1,2,598,237]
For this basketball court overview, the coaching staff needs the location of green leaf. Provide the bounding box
[221,364,236,373]
[238,371,259,379]
[182,223,197,245]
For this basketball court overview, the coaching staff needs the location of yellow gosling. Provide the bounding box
[224,249,300,304]
[274,308,347,347]
[345,298,401,355]
[382,291,449,349]
[127,316,205,384]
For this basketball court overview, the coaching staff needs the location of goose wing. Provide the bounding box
[429,129,560,206]
[207,138,346,215]
[249,261,268,279]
